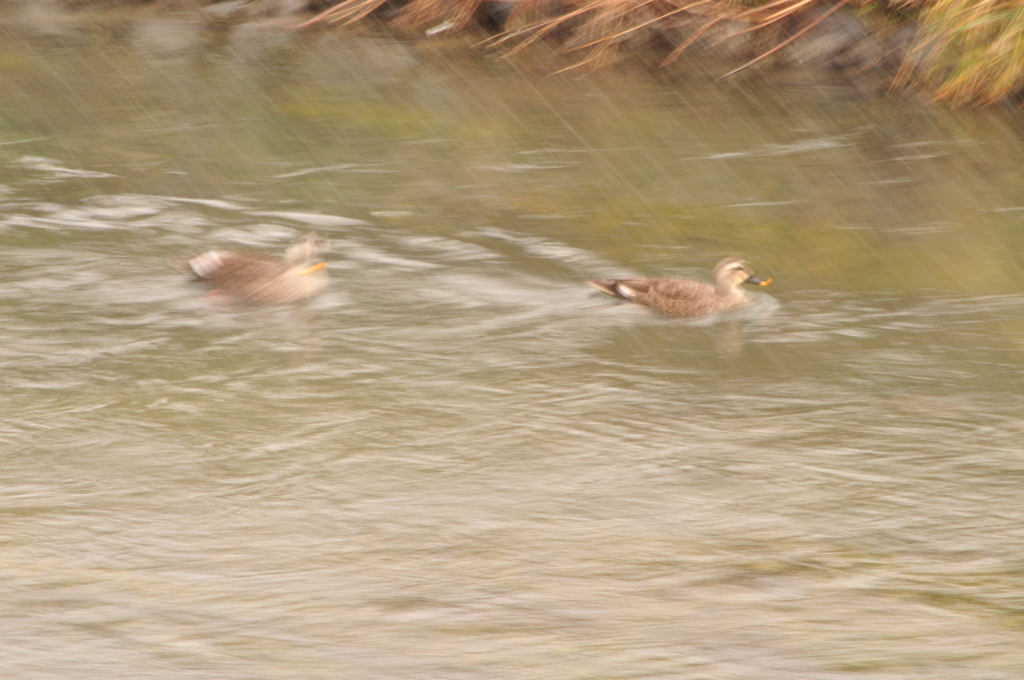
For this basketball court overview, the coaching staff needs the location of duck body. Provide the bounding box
[184,232,329,305]
[588,257,769,318]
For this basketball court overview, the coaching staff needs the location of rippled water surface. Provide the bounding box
[2,10,1024,680]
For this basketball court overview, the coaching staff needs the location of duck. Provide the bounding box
[588,257,771,318]
[182,232,330,305]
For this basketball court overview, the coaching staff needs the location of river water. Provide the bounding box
[2,10,1023,680]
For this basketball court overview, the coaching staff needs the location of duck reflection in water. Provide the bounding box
[180,232,330,305]
[588,257,771,318]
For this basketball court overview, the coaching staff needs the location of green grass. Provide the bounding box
[898,0,1024,106]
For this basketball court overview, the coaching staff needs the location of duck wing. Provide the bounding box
[588,277,656,300]
[590,276,721,318]
[589,277,710,301]
[188,251,285,285]
[640,278,723,317]
[642,278,713,300]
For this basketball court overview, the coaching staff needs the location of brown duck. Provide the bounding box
[588,257,771,318]
[182,232,330,305]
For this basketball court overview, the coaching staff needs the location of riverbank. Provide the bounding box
[4,0,1024,107]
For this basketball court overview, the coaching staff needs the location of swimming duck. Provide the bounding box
[588,257,770,318]
[183,232,330,305]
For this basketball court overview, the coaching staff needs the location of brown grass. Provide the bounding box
[301,0,1024,106]
[301,0,841,66]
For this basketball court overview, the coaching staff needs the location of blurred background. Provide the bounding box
[2,2,1023,678]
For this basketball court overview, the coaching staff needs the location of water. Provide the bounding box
[2,10,1023,679]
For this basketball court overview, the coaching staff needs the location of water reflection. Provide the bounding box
[2,13,1024,680]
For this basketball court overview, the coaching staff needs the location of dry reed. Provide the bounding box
[894,0,1024,106]
[301,0,1024,106]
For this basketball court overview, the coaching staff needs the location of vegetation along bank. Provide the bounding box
[24,0,1024,107]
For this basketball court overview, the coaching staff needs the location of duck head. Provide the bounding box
[285,232,330,274]
[712,257,771,297]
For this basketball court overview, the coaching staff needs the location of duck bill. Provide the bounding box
[299,261,328,275]
[744,276,771,287]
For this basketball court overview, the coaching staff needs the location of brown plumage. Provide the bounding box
[588,257,770,318]
[181,232,330,305]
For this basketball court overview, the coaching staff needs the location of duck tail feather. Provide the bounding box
[588,279,641,301]
[588,279,624,298]
[186,251,226,280]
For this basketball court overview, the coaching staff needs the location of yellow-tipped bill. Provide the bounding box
[299,261,328,275]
